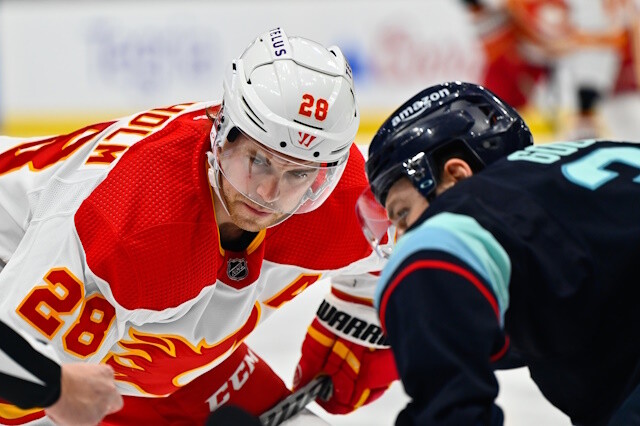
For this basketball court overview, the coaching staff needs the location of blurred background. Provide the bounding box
[2,0,640,144]
[1,0,638,424]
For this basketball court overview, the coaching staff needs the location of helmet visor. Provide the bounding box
[355,186,396,259]
[211,117,348,215]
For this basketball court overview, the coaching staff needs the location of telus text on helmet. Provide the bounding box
[391,88,451,127]
[269,27,287,57]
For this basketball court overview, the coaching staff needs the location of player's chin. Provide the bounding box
[232,203,287,231]
[240,214,285,231]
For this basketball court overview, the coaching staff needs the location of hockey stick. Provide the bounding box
[259,375,333,426]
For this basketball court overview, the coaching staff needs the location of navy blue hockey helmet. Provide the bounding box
[366,81,533,206]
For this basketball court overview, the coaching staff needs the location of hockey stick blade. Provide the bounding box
[259,376,333,426]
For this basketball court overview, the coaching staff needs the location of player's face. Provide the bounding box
[218,179,288,231]
[218,133,319,231]
[384,178,430,237]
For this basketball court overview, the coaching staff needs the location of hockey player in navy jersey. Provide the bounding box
[356,81,640,425]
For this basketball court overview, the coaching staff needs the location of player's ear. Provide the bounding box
[444,158,473,182]
[437,158,473,194]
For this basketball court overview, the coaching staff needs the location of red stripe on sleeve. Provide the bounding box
[379,260,500,331]
[490,335,510,363]
[331,287,374,307]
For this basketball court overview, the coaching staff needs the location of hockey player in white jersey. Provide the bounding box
[0,27,397,425]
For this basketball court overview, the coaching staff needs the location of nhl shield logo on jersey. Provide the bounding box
[227,258,249,281]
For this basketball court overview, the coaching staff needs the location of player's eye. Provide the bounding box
[390,208,410,231]
[389,207,407,222]
[288,170,309,179]
[396,208,409,222]
[249,152,269,167]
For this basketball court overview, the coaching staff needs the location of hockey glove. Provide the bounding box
[293,292,398,414]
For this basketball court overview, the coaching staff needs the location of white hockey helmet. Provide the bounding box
[209,27,359,215]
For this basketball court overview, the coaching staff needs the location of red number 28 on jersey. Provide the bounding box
[17,268,116,359]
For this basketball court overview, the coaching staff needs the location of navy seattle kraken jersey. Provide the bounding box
[376,140,640,425]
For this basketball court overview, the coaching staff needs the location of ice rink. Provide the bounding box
[247,278,572,426]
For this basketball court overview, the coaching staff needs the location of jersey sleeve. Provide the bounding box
[0,319,61,409]
[377,212,510,425]
[384,259,504,425]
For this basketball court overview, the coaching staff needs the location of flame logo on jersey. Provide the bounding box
[103,303,261,396]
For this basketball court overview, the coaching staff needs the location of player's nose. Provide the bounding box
[256,174,281,202]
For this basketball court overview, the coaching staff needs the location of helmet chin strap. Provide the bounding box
[206,152,232,217]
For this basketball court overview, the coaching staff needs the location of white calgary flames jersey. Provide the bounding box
[0,102,382,400]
